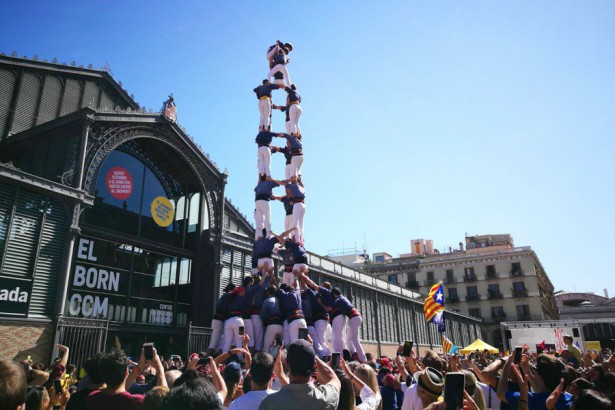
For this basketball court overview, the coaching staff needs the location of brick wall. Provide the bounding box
[0,321,55,366]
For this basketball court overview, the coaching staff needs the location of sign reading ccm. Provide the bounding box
[68,238,126,318]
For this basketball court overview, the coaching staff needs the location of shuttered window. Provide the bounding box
[0,183,68,318]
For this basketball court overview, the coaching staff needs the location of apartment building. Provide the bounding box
[363,234,559,349]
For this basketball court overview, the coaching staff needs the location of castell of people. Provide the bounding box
[0,3,614,410]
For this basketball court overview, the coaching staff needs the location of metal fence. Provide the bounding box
[187,323,212,357]
[54,315,109,370]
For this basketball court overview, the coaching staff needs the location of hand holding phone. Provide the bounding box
[239,326,245,336]
[53,379,62,394]
[331,352,341,370]
[143,343,154,360]
[298,328,308,341]
[444,372,465,410]
[402,340,414,357]
[514,346,522,364]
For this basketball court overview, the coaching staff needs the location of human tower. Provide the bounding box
[206,42,366,363]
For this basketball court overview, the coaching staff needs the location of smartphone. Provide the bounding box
[53,379,62,394]
[402,340,414,357]
[143,343,154,360]
[270,345,280,360]
[275,334,283,346]
[514,346,522,364]
[331,352,341,370]
[298,328,308,341]
[239,326,245,336]
[444,372,465,410]
[197,357,210,366]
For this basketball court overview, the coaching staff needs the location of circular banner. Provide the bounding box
[106,167,134,200]
[151,196,175,227]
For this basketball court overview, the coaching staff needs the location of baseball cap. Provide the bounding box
[287,340,315,375]
[224,362,242,384]
[380,357,393,370]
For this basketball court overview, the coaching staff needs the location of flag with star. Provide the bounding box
[424,282,445,323]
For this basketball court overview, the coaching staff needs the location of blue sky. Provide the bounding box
[2,1,614,295]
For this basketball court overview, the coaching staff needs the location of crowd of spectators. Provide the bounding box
[2,338,615,409]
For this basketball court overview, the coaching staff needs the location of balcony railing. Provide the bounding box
[517,314,532,321]
[424,279,436,287]
[406,281,419,289]
[448,295,460,304]
[510,270,524,277]
[512,289,529,298]
[466,294,481,302]
[491,312,507,322]
[463,275,477,283]
[486,271,498,279]
[488,290,503,300]
[444,277,456,284]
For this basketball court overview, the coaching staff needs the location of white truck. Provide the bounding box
[501,320,585,353]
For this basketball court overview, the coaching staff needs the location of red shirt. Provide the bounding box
[87,390,144,410]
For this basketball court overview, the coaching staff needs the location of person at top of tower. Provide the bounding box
[268,47,292,88]
[255,131,278,178]
[267,40,293,69]
[276,133,303,179]
[253,175,286,240]
[254,80,284,132]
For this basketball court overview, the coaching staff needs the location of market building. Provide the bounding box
[0,53,482,366]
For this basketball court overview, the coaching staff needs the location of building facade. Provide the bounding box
[0,53,482,365]
[363,234,559,349]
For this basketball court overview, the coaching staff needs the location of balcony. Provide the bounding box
[463,275,477,283]
[444,277,457,284]
[466,294,481,302]
[491,311,507,322]
[424,279,436,287]
[510,270,524,277]
[448,295,460,304]
[486,271,498,280]
[512,289,529,298]
[517,314,532,321]
[406,280,419,289]
[488,290,503,300]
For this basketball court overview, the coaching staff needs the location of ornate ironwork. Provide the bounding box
[59,169,75,186]
[83,122,223,232]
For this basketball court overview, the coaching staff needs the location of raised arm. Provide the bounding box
[272,226,296,244]
[299,271,319,291]
[55,344,69,367]
[315,357,341,392]
[496,354,514,404]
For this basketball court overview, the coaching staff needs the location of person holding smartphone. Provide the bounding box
[87,346,167,410]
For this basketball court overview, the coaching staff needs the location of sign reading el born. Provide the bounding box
[67,237,129,319]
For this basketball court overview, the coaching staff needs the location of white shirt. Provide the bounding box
[228,389,275,410]
[401,383,423,410]
[478,381,501,410]
[357,385,381,410]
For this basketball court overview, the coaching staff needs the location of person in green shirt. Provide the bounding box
[563,334,582,368]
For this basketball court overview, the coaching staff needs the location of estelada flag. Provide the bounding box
[424,282,444,322]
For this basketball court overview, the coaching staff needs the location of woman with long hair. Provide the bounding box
[461,370,486,410]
